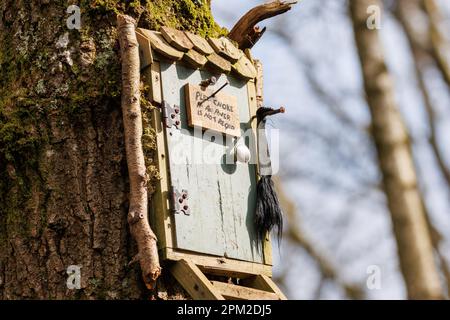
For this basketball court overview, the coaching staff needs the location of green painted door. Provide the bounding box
[159,61,263,263]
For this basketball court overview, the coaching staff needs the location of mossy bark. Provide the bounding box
[0,0,223,299]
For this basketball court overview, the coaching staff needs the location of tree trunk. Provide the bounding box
[423,0,450,89]
[349,0,443,299]
[0,0,223,299]
[396,0,450,191]
[396,0,450,295]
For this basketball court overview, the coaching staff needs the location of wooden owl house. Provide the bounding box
[136,26,285,300]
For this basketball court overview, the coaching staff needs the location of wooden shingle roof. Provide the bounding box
[136,26,257,80]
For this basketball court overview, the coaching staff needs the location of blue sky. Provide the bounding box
[212,0,450,299]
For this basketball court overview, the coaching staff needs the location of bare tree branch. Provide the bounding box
[118,14,161,289]
[229,0,298,49]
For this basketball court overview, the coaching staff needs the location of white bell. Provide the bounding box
[234,144,251,164]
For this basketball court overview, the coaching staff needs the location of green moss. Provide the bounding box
[80,0,227,37]
[0,170,35,244]
[0,97,45,166]
[144,0,227,37]
[4,177,31,235]
[0,93,48,242]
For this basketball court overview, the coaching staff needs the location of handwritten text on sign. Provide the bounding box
[185,84,241,137]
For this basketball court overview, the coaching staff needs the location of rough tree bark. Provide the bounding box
[349,0,444,299]
[0,0,223,299]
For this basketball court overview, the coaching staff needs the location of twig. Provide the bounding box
[228,0,298,49]
[117,14,161,289]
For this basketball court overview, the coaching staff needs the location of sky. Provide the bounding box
[212,0,450,299]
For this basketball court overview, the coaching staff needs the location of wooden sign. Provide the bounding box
[185,84,241,137]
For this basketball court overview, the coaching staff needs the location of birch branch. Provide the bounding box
[117,14,161,289]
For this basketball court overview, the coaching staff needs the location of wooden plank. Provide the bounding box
[160,62,227,257]
[218,77,261,263]
[171,259,225,300]
[244,48,254,63]
[232,54,257,80]
[254,60,264,108]
[208,37,243,63]
[206,52,231,73]
[247,81,273,266]
[247,80,258,146]
[137,28,184,61]
[211,281,279,300]
[241,275,287,300]
[149,62,162,105]
[161,26,194,52]
[263,234,273,266]
[250,68,268,271]
[143,63,173,249]
[185,31,215,55]
[136,30,153,69]
[165,248,272,278]
[183,49,208,69]
[151,106,173,249]
[184,83,241,137]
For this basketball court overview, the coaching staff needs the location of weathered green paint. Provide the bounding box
[159,60,263,263]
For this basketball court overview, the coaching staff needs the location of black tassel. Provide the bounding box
[255,175,283,250]
[254,106,285,250]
